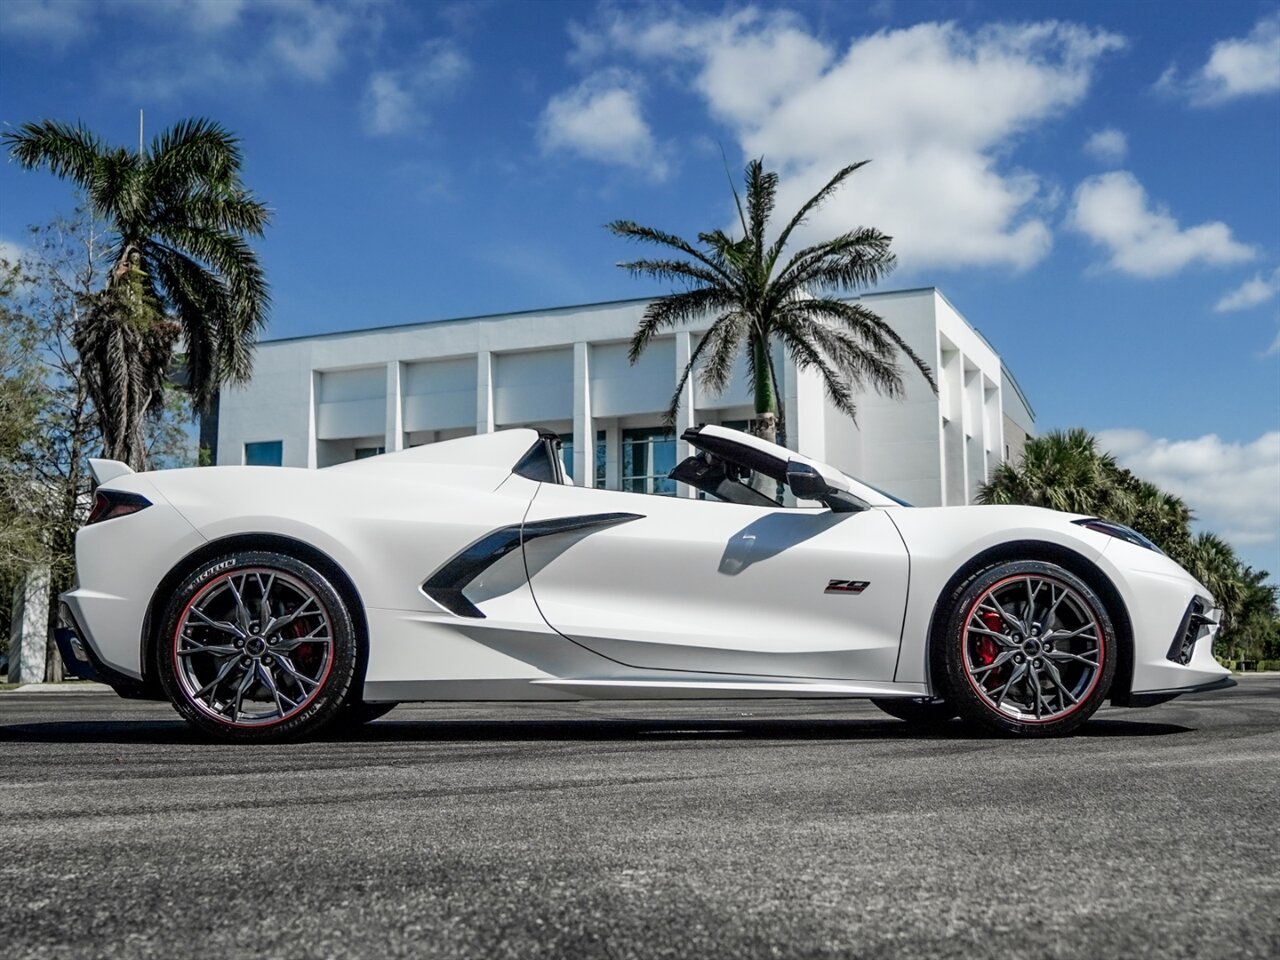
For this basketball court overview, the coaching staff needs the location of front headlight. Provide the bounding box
[1072,517,1165,554]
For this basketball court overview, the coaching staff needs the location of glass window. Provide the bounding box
[622,427,676,496]
[354,446,385,460]
[244,440,283,466]
[560,431,607,487]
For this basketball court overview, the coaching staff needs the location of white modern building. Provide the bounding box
[210,287,1034,507]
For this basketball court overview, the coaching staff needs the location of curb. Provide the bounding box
[3,681,114,694]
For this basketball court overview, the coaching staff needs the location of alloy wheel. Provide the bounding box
[173,567,335,727]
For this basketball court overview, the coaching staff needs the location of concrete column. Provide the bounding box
[7,565,50,684]
[674,332,697,497]
[305,369,319,469]
[476,351,494,434]
[604,420,620,491]
[385,361,404,452]
[572,342,593,486]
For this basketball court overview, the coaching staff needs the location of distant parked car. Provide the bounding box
[57,427,1231,741]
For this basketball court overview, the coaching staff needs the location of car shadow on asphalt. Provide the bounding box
[0,716,1193,745]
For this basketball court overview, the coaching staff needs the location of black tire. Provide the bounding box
[935,560,1116,738]
[157,550,359,742]
[870,697,957,727]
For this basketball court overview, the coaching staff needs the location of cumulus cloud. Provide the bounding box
[538,70,669,179]
[1159,12,1280,105]
[0,0,92,46]
[1098,429,1280,554]
[1083,127,1127,164]
[562,8,1125,271]
[1069,171,1256,277]
[1216,267,1280,312]
[362,41,471,136]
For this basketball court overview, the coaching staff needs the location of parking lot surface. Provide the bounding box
[2,677,1277,959]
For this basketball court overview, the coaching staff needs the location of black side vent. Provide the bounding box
[1168,598,1216,665]
[422,513,643,619]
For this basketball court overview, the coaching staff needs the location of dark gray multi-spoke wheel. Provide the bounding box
[158,551,359,741]
[938,561,1116,737]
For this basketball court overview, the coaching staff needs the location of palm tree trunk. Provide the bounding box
[751,334,777,445]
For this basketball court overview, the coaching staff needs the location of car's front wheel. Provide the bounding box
[157,550,359,742]
[937,560,1117,737]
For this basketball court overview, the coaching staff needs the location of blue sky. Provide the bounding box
[1,0,1278,572]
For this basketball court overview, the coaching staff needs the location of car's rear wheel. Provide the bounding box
[870,697,957,727]
[157,550,359,742]
[937,560,1116,737]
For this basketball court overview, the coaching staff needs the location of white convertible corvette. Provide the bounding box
[57,425,1232,740]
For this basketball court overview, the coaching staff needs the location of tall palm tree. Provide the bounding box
[3,118,270,468]
[608,159,935,444]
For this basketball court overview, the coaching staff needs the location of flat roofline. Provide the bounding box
[259,287,940,346]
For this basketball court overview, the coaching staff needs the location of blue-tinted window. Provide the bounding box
[622,427,676,496]
[560,431,606,487]
[354,446,385,460]
[244,441,283,466]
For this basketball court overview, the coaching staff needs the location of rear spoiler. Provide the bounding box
[88,458,134,486]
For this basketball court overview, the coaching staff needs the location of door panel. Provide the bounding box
[523,484,910,681]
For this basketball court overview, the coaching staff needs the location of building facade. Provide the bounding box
[212,287,1034,507]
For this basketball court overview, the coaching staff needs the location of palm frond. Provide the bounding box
[628,288,734,363]
[766,160,870,270]
[3,120,107,188]
[777,326,856,419]
[607,220,735,287]
[774,227,895,296]
[615,258,730,291]
[797,298,936,393]
[745,159,777,251]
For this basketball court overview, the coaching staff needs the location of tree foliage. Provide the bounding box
[0,214,196,672]
[608,158,936,443]
[2,118,270,468]
[981,429,1279,661]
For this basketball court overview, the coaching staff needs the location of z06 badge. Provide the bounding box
[825,579,870,594]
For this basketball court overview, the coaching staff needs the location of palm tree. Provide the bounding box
[3,118,270,468]
[608,159,935,444]
[981,429,1122,515]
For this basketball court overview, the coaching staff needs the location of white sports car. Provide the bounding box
[58,426,1232,741]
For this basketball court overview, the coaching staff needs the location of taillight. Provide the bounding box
[86,490,152,525]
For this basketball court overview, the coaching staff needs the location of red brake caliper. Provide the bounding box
[975,611,1003,673]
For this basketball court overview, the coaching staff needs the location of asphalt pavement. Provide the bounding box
[1,678,1277,960]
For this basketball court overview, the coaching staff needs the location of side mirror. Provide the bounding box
[785,460,829,501]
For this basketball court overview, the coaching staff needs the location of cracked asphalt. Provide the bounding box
[1,677,1277,960]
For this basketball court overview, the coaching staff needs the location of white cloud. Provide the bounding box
[0,237,29,267]
[1202,13,1280,96]
[1098,429,1280,555]
[0,0,92,46]
[565,9,1125,271]
[100,0,382,99]
[1069,171,1256,277]
[1083,127,1127,164]
[269,0,357,82]
[362,41,471,136]
[1216,267,1280,312]
[1166,12,1280,105]
[538,70,669,179]
[1265,327,1280,357]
